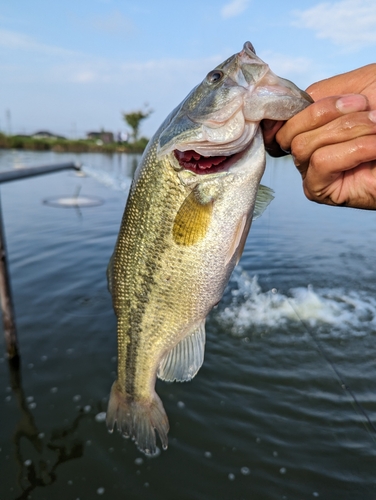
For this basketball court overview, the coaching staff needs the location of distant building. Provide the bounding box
[31,130,66,140]
[87,131,114,144]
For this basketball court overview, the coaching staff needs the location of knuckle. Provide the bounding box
[291,135,309,160]
[307,103,324,128]
[309,148,326,171]
[302,183,316,202]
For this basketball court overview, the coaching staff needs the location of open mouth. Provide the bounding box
[174,150,240,175]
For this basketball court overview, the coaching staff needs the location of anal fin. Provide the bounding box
[157,321,206,382]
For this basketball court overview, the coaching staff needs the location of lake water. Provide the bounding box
[0,149,376,499]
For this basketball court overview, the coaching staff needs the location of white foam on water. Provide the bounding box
[219,269,376,337]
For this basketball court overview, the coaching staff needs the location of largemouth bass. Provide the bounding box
[106,42,312,455]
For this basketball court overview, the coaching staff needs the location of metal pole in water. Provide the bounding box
[0,161,81,360]
[0,189,19,361]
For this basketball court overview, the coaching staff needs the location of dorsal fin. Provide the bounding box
[157,321,206,382]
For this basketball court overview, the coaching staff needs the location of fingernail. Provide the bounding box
[336,94,367,113]
[369,110,376,123]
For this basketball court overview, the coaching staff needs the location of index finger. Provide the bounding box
[276,94,369,153]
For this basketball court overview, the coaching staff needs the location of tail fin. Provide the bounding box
[106,381,169,456]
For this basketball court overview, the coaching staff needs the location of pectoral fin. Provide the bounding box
[252,184,274,220]
[173,190,213,246]
[157,321,206,382]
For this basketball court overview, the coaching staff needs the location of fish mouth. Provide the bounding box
[173,145,250,176]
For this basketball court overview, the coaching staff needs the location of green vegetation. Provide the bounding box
[0,133,149,154]
[0,106,154,154]
[123,107,153,143]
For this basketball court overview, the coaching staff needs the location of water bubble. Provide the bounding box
[240,467,250,475]
[73,395,81,402]
[41,355,48,361]
[50,387,58,394]
[97,487,105,495]
[177,401,185,409]
[38,433,45,439]
[273,451,278,457]
[135,458,143,465]
[313,493,319,498]
[68,480,73,485]
[144,483,149,488]
[28,402,37,409]
[28,363,34,369]
[84,405,92,413]
[5,396,11,402]
[280,467,287,475]
[26,396,34,403]
[256,437,261,443]
[66,348,74,355]
[204,451,212,458]
[24,459,32,467]
[95,412,106,423]
[228,473,235,481]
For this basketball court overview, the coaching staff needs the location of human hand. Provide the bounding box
[265,64,376,209]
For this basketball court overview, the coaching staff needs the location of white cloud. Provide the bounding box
[292,0,376,49]
[72,71,98,83]
[258,50,321,89]
[54,55,224,87]
[221,0,250,19]
[260,51,313,77]
[0,28,78,57]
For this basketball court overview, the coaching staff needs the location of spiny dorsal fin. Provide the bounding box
[157,321,206,382]
[252,184,274,220]
[173,191,213,246]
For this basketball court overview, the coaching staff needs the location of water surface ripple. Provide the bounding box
[0,150,375,499]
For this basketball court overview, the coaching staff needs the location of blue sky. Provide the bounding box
[1,0,376,139]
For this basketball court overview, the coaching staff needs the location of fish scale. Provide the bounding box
[106,41,312,455]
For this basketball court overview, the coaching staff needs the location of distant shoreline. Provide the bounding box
[0,133,148,154]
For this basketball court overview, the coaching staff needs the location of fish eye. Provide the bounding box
[207,70,224,84]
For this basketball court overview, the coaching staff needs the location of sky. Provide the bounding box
[1,0,376,139]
